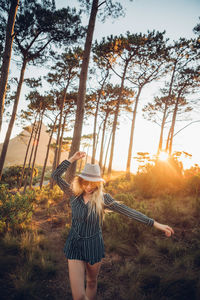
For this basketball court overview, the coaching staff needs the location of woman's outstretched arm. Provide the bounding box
[104,193,154,226]
[104,193,174,236]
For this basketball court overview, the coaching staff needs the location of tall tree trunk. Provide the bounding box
[50,120,60,189]
[67,0,99,182]
[157,102,168,155]
[57,113,67,166]
[92,96,100,164]
[51,85,69,178]
[103,130,112,175]
[23,120,40,193]
[94,119,103,162]
[168,93,181,155]
[40,115,58,189]
[165,126,172,152]
[18,117,37,190]
[126,87,142,177]
[99,112,109,168]
[91,71,109,163]
[0,59,27,179]
[29,112,44,188]
[108,60,129,176]
[164,61,177,154]
[0,0,19,131]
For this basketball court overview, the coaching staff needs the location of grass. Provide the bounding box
[0,230,57,300]
[1,171,200,299]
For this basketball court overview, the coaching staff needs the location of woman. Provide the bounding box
[52,151,174,300]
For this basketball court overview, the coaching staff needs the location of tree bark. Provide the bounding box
[168,92,181,155]
[157,102,168,155]
[18,117,37,190]
[66,0,99,182]
[126,87,142,177]
[103,130,112,175]
[57,113,67,166]
[40,115,58,189]
[165,126,172,152]
[108,60,129,176]
[23,120,40,193]
[0,59,27,179]
[0,0,19,131]
[91,71,109,163]
[29,112,44,188]
[99,112,109,168]
[92,94,100,164]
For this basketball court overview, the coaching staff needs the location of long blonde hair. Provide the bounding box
[71,176,104,222]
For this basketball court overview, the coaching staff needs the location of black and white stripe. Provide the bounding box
[51,160,154,264]
[51,160,154,227]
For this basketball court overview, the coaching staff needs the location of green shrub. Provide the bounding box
[1,166,38,189]
[0,185,34,232]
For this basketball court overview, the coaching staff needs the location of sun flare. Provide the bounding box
[158,151,169,161]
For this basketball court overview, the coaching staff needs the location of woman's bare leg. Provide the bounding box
[85,261,102,300]
[68,259,88,300]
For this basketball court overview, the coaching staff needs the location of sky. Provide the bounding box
[0,0,200,172]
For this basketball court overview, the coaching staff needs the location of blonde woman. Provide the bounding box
[52,151,174,300]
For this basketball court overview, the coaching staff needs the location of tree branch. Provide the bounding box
[173,120,200,137]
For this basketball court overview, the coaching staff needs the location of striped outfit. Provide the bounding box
[52,160,154,265]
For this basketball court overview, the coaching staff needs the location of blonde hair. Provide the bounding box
[71,176,104,222]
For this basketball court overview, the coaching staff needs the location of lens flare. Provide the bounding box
[158,151,169,161]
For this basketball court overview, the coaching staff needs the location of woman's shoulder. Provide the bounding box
[103,193,115,205]
[70,193,82,204]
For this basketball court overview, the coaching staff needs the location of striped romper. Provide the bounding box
[52,160,154,265]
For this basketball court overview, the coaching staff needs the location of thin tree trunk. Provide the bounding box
[50,120,60,189]
[108,60,129,176]
[99,112,109,168]
[40,115,58,189]
[29,112,44,188]
[23,120,40,193]
[168,93,181,155]
[57,113,67,166]
[67,0,99,182]
[126,87,142,177]
[52,91,67,177]
[164,62,177,153]
[91,71,109,163]
[103,130,112,175]
[18,117,37,190]
[94,119,103,162]
[0,0,19,131]
[0,59,27,179]
[157,102,168,155]
[165,126,172,152]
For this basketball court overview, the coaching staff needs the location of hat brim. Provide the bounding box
[78,174,105,182]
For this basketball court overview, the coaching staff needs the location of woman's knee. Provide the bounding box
[86,278,97,289]
[74,295,88,300]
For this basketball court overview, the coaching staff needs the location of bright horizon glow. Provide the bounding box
[158,151,169,161]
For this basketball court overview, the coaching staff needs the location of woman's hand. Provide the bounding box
[153,221,174,237]
[68,151,86,163]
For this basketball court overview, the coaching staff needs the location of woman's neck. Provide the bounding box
[83,192,92,202]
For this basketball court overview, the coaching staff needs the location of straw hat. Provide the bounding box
[78,163,104,182]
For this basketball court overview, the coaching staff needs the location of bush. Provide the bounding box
[133,159,183,198]
[1,165,38,189]
[0,185,35,232]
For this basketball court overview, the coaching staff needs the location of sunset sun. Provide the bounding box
[158,151,169,161]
